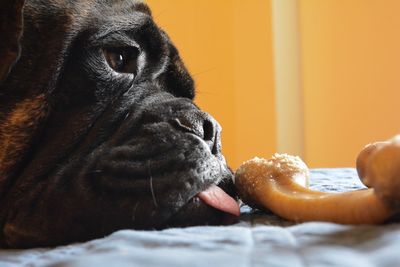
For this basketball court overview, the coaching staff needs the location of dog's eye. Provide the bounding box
[103,47,139,75]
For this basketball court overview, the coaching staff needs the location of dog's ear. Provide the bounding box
[0,0,25,84]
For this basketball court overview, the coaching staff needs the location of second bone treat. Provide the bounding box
[235,138,400,224]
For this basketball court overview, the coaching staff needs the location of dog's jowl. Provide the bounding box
[0,0,238,248]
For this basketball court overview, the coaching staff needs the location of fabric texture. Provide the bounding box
[1,168,399,267]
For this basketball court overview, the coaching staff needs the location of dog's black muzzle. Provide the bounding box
[83,84,237,229]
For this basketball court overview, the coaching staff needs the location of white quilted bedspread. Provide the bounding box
[1,169,400,267]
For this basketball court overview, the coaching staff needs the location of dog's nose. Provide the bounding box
[173,112,221,155]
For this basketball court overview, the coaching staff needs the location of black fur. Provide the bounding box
[0,0,236,248]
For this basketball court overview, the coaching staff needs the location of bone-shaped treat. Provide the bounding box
[235,136,400,224]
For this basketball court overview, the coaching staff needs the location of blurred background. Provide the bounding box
[146,0,400,169]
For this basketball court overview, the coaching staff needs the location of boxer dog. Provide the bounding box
[0,0,239,248]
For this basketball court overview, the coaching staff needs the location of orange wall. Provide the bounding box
[300,0,400,167]
[146,0,276,169]
[145,1,400,169]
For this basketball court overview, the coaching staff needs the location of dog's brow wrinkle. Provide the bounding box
[147,160,158,208]
[92,13,151,42]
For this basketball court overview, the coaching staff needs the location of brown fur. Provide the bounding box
[0,94,48,181]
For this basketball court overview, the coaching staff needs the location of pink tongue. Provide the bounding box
[197,185,240,216]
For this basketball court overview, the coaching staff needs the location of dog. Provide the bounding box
[0,0,238,248]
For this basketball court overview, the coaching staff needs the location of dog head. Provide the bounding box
[0,0,238,248]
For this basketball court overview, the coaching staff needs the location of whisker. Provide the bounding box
[132,202,140,223]
[154,9,167,19]
[191,68,216,77]
[147,160,158,208]
[217,160,224,184]
[195,90,217,96]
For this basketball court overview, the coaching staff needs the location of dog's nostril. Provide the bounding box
[203,119,215,142]
[171,113,221,155]
[172,118,203,137]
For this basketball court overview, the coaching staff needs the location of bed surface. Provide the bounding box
[1,168,400,267]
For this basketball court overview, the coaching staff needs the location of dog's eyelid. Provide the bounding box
[101,44,141,54]
[90,32,141,49]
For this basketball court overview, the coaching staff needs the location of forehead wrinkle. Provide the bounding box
[92,12,152,41]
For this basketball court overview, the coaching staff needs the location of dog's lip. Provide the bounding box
[196,184,240,216]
